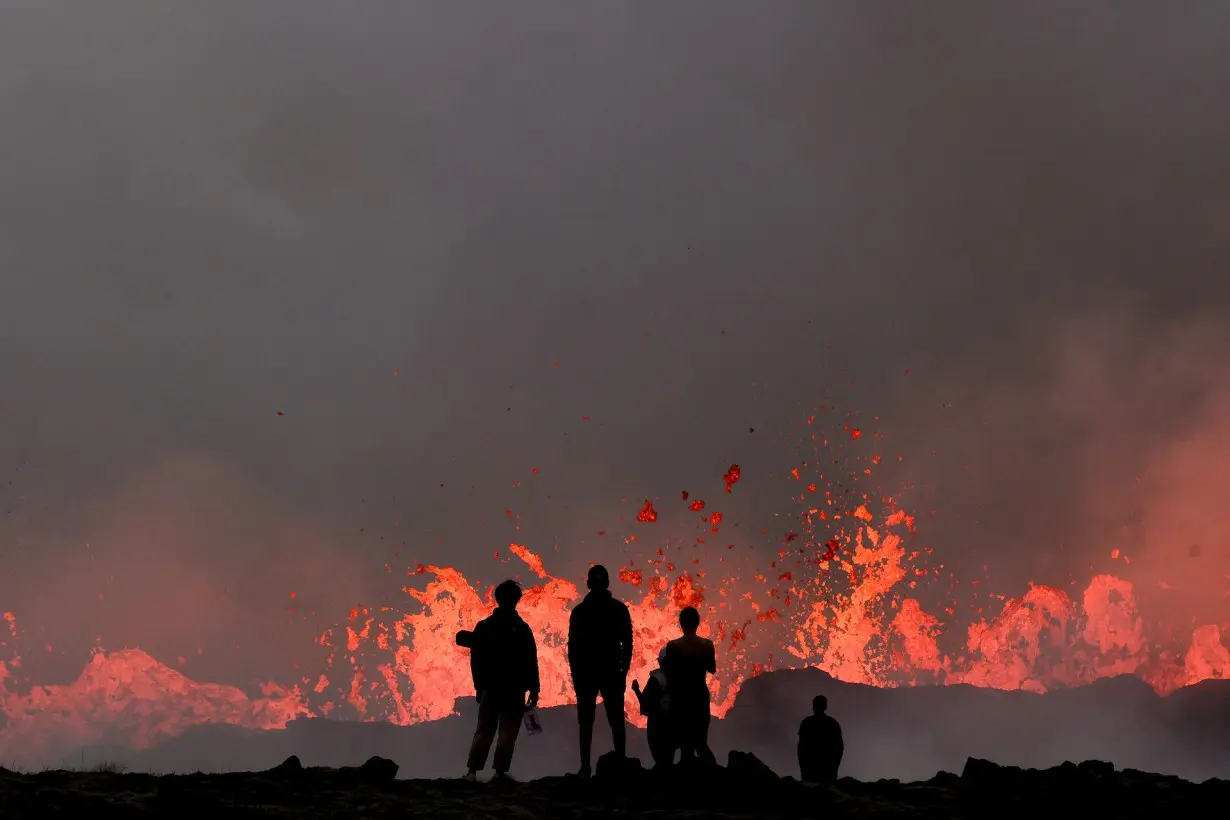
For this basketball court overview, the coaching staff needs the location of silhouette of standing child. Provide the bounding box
[632,646,675,768]
[661,606,717,766]
[798,694,843,783]
[459,580,540,781]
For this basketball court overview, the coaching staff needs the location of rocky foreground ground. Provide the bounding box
[2,752,1228,820]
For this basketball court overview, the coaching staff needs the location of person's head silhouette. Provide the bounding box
[679,606,700,635]
[587,565,610,591]
[812,694,828,715]
[494,579,523,610]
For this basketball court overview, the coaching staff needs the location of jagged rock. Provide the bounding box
[2,760,1226,817]
[358,755,399,783]
[960,756,1022,788]
[727,751,779,783]
[595,751,643,781]
[1077,759,1115,779]
[270,755,303,774]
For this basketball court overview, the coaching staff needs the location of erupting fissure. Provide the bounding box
[1,411,1227,765]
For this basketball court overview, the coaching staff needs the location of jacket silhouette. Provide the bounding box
[462,580,540,780]
[632,646,675,768]
[567,564,634,776]
[798,694,843,783]
[661,606,717,766]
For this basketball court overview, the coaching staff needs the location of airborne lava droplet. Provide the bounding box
[636,500,658,523]
[508,543,548,578]
[723,464,741,493]
[688,500,705,512]
[681,490,689,501]
[619,568,644,586]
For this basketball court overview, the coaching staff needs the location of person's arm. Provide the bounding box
[834,722,844,758]
[470,622,489,697]
[567,607,576,664]
[619,604,634,673]
[631,680,647,711]
[706,641,717,675]
[524,623,541,706]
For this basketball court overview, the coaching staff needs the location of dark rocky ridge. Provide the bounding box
[54,669,1230,782]
[1,752,1227,819]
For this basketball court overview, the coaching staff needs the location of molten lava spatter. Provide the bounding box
[1,407,1228,766]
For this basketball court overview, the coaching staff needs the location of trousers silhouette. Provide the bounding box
[575,677,627,767]
[466,694,524,773]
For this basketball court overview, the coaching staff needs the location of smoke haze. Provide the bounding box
[2,0,1229,770]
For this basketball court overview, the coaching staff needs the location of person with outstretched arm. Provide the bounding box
[461,579,540,781]
[567,564,634,777]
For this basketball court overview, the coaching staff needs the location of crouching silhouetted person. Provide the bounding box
[662,606,717,766]
[798,695,843,783]
[632,647,675,768]
[463,579,540,781]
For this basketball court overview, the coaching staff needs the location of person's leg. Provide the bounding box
[671,701,697,761]
[491,698,525,775]
[575,684,598,773]
[466,697,500,773]
[647,718,672,768]
[600,677,627,757]
[695,708,716,766]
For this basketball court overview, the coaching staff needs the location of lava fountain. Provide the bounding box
[1,409,1227,766]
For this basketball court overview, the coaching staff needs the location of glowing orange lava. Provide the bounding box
[1,411,1227,766]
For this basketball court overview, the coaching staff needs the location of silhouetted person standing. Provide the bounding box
[567,564,634,777]
[798,694,843,783]
[632,646,675,768]
[464,580,540,781]
[662,606,717,766]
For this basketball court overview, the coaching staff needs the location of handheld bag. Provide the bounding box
[522,707,543,736]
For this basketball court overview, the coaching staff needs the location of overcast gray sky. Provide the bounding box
[2,1,1229,688]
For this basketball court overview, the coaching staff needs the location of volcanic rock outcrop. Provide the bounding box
[1,752,1227,819]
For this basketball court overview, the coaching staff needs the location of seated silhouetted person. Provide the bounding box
[463,580,540,781]
[661,606,717,766]
[632,646,675,768]
[567,564,634,777]
[798,694,843,783]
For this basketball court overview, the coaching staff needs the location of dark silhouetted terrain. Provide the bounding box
[2,751,1227,820]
